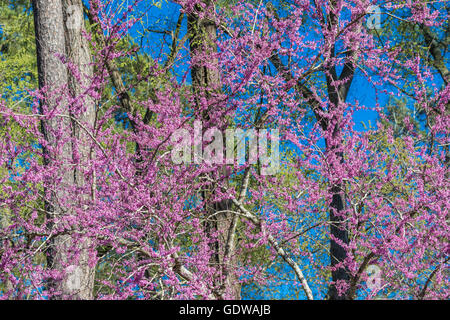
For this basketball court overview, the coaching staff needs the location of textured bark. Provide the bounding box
[187,4,241,299]
[32,0,95,299]
[61,0,96,299]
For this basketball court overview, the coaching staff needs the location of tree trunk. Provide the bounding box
[32,0,95,299]
[187,4,241,299]
[326,79,352,301]
[61,0,96,299]
[327,170,350,299]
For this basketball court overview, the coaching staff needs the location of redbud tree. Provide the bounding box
[0,0,448,299]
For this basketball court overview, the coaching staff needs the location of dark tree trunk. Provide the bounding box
[325,75,353,300]
[327,166,350,300]
[324,17,356,296]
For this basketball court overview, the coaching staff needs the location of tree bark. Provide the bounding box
[32,0,95,299]
[187,3,241,299]
[62,0,96,299]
